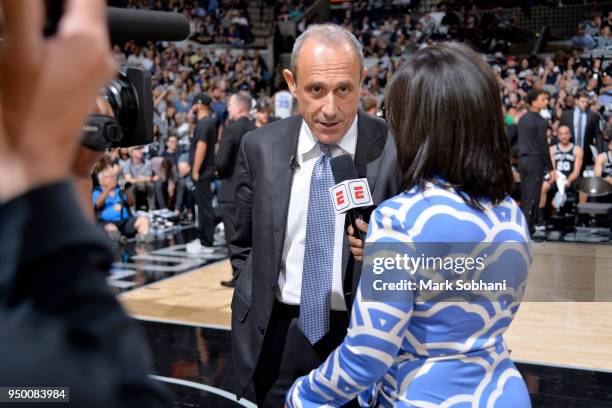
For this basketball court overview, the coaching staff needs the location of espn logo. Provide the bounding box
[329,178,373,214]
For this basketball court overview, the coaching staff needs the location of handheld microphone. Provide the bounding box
[329,155,373,243]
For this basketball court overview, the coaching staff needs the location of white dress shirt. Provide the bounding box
[276,116,358,311]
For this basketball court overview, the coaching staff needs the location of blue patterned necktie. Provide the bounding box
[298,142,336,344]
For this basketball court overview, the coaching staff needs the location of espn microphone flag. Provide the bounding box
[329,178,373,214]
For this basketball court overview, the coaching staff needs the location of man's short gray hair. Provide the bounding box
[232,91,253,112]
[289,23,364,75]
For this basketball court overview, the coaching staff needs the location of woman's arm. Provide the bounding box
[286,208,414,407]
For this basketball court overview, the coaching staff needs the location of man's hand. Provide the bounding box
[72,98,115,220]
[0,0,116,203]
[192,172,200,182]
[347,219,368,262]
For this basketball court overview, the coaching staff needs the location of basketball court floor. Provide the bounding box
[111,227,612,407]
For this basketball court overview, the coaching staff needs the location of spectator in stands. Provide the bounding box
[175,90,191,114]
[211,85,228,131]
[151,156,177,210]
[597,72,612,107]
[123,146,156,210]
[175,153,193,217]
[602,10,612,30]
[571,24,597,51]
[254,105,273,128]
[105,148,124,179]
[362,94,378,115]
[595,25,612,48]
[585,14,602,38]
[162,135,181,165]
[93,164,150,242]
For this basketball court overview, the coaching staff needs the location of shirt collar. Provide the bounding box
[297,115,358,163]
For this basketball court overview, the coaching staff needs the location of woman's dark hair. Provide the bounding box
[385,42,513,209]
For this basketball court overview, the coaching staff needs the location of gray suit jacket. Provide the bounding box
[229,110,401,399]
[560,108,602,166]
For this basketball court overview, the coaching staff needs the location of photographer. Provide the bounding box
[0,0,169,405]
[94,163,151,241]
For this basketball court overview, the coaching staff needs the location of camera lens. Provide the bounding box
[105,72,139,140]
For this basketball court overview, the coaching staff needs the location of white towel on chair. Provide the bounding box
[552,171,567,209]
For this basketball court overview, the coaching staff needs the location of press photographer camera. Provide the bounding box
[82,66,153,150]
[44,0,189,150]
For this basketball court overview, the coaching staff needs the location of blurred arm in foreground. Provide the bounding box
[0,0,169,405]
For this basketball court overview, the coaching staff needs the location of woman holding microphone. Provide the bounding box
[286,42,532,407]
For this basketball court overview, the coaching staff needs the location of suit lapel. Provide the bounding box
[353,110,384,197]
[271,117,301,273]
[342,111,386,304]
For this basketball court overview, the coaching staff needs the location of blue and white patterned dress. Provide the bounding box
[286,182,532,407]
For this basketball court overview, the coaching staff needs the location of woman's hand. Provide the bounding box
[347,219,369,262]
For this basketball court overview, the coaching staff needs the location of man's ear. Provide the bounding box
[283,69,298,98]
[360,67,368,84]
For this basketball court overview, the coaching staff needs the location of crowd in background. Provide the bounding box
[114,40,270,137]
[276,0,309,21]
[292,3,522,111]
[92,1,612,242]
[322,6,612,149]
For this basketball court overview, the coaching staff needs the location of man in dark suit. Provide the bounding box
[560,91,603,171]
[216,92,256,288]
[229,24,401,407]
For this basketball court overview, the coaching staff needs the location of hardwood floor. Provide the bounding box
[120,242,612,371]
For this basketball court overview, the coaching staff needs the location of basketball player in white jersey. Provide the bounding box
[539,125,584,222]
[274,84,294,119]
